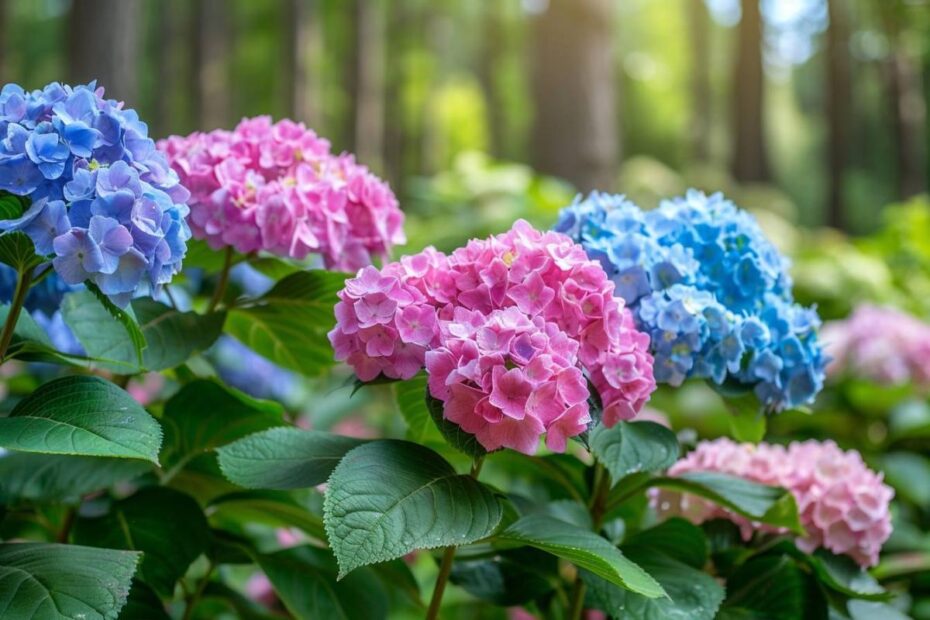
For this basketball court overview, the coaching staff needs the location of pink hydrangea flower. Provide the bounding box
[329,220,657,455]
[822,304,930,389]
[158,116,405,271]
[652,438,894,567]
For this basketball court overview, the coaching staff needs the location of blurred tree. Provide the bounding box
[191,0,231,131]
[282,0,322,127]
[531,0,618,192]
[478,2,505,158]
[345,0,385,173]
[732,0,770,182]
[877,0,927,199]
[826,0,851,229]
[68,0,141,102]
[689,0,712,161]
[0,0,7,84]
[151,0,186,137]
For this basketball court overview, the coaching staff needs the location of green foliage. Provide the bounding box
[73,487,209,597]
[589,420,679,484]
[0,543,140,620]
[496,514,666,599]
[0,452,150,503]
[160,379,284,470]
[0,376,162,463]
[217,427,364,490]
[256,545,389,620]
[225,270,347,377]
[323,440,502,577]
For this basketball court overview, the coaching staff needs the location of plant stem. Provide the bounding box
[568,461,612,620]
[0,265,35,363]
[207,247,234,312]
[57,506,77,543]
[425,455,486,620]
[182,560,214,620]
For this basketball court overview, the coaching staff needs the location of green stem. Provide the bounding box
[425,455,486,620]
[56,506,77,544]
[182,560,214,620]
[568,461,612,620]
[207,247,234,312]
[0,265,35,363]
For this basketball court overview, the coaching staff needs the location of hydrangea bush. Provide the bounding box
[0,82,191,306]
[653,438,894,567]
[823,303,930,390]
[158,116,405,272]
[0,86,905,620]
[329,220,655,454]
[555,190,827,411]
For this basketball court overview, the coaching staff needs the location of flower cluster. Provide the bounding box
[554,190,826,411]
[822,304,930,389]
[0,82,191,305]
[158,116,405,272]
[652,438,893,567]
[0,263,83,355]
[329,220,656,454]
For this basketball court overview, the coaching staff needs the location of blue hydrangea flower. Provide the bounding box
[0,82,191,306]
[554,189,826,411]
[210,336,300,404]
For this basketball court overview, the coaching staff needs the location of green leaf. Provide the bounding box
[728,412,767,443]
[426,391,489,458]
[73,486,210,597]
[584,548,724,620]
[450,547,558,606]
[129,299,225,371]
[82,282,147,365]
[194,582,282,620]
[624,518,708,569]
[209,490,326,541]
[160,380,284,470]
[0,232,45,272]
[225,270,348,377]
[785,547,889,602]
[0,376,162,463]
[0,192,27,220]
[589,421,679,484]
[495,514,666,599]
[217,427,364,490]
[649,472,804,534]
[324,440,502,577]
[718,555,822,620]
[0,303,53,356]
[119,580,171,620]
[0,452,151,503]
[881,452,930,508]
[62,293,224,372]
[256,546,389,620]
[0,542,140,620]
[393,373,443,444]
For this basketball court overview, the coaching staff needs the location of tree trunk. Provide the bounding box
[688,0,712,161]
[283,0,322,127]
[153,0,183,137]
[0,0,8,85]
[68,0,142,103]
[885,48,927,198]
[731,0,769,183]
[826,0,851,229]
[345,0,385,172]
[479,2,505,158]
[191,0,231,131]
[531,0,618,192]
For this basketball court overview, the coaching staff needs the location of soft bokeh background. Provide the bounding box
[1,0,927,239]
[4,2,930,617]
